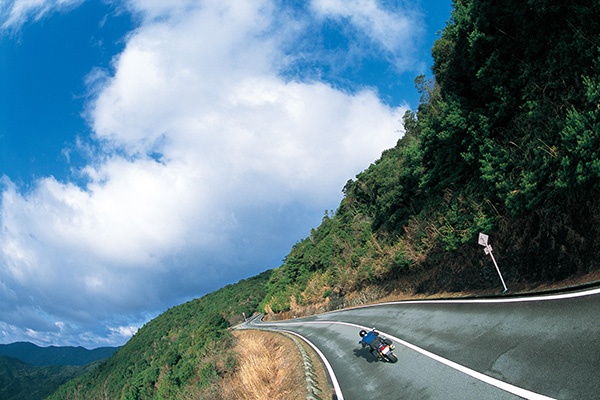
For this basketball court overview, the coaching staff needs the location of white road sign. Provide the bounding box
[484,245,492,255]
[478,232,489,247]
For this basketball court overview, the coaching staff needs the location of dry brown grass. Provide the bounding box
[219,330,307,400]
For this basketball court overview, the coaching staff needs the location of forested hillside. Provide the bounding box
[48,272,269,399]
[0,343,117,400]
[48,1,600,398]
[260,0,600,313]
[0,356,96,400]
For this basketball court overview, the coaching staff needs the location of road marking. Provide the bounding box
[368,287,600,306]
[258,320,557,400]
[252,288,599,399]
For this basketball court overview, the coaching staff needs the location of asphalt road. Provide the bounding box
[248,288,600,400]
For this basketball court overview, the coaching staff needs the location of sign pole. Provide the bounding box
[488,248,508,292]
[478,233,508,293]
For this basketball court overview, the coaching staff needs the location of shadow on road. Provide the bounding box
[353,346,379,363]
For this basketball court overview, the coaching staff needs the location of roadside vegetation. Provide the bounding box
[48,1,600,398]
[260,0,600,315]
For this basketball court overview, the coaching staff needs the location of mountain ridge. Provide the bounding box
[0,354,100,400]
[0,341,119,367]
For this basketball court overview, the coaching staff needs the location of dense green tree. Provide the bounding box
[430,0,600,212]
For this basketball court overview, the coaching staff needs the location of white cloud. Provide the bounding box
[310,0,423,71]
[0,0,84,30]
[0,0,410,346]
[109,325,138,338]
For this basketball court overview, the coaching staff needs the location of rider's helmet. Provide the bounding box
[359,330,367,337]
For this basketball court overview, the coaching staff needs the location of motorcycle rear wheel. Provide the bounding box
[385,353,398,363]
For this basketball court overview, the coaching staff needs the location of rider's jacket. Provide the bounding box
[361,330,378,346]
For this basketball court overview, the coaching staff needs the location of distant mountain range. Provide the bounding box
[0,341,119,366]
[0,342,120,400]
[0,355,96,400]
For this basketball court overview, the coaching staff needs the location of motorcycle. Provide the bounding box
[359,329,398,363]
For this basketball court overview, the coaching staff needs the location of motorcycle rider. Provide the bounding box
[359,327,398,362]
[359,328,383,357]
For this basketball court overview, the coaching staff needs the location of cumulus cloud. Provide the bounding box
[0,0,414,346]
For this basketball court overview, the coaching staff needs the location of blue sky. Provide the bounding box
[0,0,452,347]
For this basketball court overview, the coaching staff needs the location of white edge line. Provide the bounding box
[247,325,344,400]
[360,287,600,308]
[259,320,556,400]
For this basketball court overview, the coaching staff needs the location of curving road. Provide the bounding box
[246,288,600,400]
